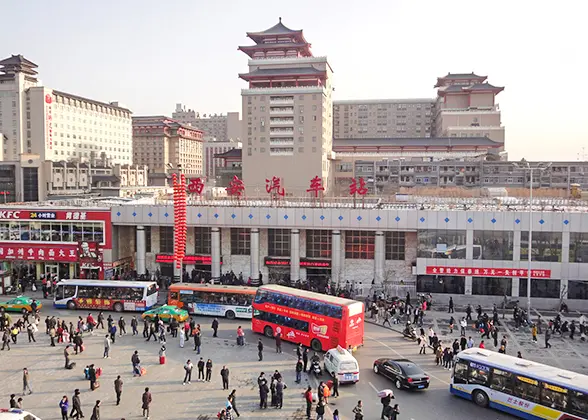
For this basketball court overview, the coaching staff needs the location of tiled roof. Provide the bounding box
[215,148,242,158]
[440,72,486,79]
[239,67,324,79]
[0,54,38,68]
[333,137,501,147]
[247,19,302,37]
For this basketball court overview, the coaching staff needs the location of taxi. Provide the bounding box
[0,296,42,313]
[141,305,188,322]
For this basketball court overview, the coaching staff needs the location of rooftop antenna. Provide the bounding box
[279,17,282,23]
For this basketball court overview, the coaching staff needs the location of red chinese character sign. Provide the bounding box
[266,176,285,198]
[226,176,245,199]
[173,173,187,269]
[306,176,325,198]
[187,178,204,195]
[349,177,368,196]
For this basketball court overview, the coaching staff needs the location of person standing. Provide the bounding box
[500,336,508,352]
[428,327,435,346]
[316,401,326,420]
[531,324,538,343]
[295,359,303,383]
[193,330,201,354]
[49,326,56,347]
[118,316,126,336]
[212,318,219,337]
[141,387,152,420]
[10,394,16,408]
[303,348,309,372]
[26,323,36,343]
[132,351,141,377]
[388,404,400,420]
[59,395,69,420]
[257,338,264,361]
[259,377,269,409]
[131,316,138,336]
[380,392,392,420]
[103,334,111,359]
[90,400,100,420]
[352,400,364,420]
[221,365,230,390]
[183,360,193,385]
[228,389,240,418]
[236,326,245,346]
[304,386,313,419]
[275,377,285,409]
[179,327,185,348]
[197,358,205,381]
[22,368,32,395]
[70,389,83,419]
[142,319,149,338]
[331,373,339,398]
[205,359,213,382]
[96,312,104,329]
[1,329,10,350]
[545,328,552,348]
[275,332,282,353]
[419,334,427,354]
[448,297,454,313]
[114,375,123,405]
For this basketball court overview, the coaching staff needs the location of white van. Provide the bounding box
[324,346,360,384]
[0,409,41,420]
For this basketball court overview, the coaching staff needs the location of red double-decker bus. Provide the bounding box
[252,285,364,352]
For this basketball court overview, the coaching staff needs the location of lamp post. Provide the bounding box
[513,161,552,314]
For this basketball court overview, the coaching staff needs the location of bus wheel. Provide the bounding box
[226,310,236,320]
[264,326,274,338]
[67,301,76,310]
[113,302,123,312]
[311,339,322,352]
[473,390,489,408]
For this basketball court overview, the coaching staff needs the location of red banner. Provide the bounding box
[0,243,79,262]
[264,257,331,268]
[426,266,551,279]
[155,254,222,265]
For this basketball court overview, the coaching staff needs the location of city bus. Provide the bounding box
[168,284,256,319]
[450,348,588,419]
[252,284,364,352]
[53,279,159,312]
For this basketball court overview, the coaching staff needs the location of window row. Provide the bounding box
[171,291,253,307]
[0,222,104,243]
[254,290,343,319]
[253,310,309,333]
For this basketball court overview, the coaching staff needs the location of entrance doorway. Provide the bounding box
[45,264,59,280]
[306,268,331,293]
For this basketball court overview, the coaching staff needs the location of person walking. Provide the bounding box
[331,373,340,398]
[103,334,111,358]
[179,327,185,348]
[380,392,392,420]
[183,360,193,385]
[275,377,286,409]
[428,327,435,346]
[26,323,36,343]
[193,330,201,354]
[90,400,100,420]
[118,316,126,336]
[114,375,123,405]
[419,334,427,354]
[197,358,205,381]
[96,312,104,329]
[352,400,364,420]
[212,318,219,337]
[236,326,245,346]
[275,332,283,353]
[295,359,303,383]
[303,348,309,372]
[205,359,213,382]
[316,401,326,420]
[22,368,32,395]
[131,316,138,336]
[141,387,152,420]
[221,365,230,390]
[448,297,454,313]
[70,389,83,419]
[59,395,69,420]
[10,394,16,408]
[545,328,552,348]
[531,324,538,343]
[228,389,240,418]
[132,351,141,377]
[49,325,56,347]
[258,338,264,361]
[109,323,117,344]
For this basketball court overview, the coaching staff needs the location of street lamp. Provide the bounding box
[512,161,552,314]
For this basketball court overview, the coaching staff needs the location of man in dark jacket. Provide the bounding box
[141,387,152,419]
[331,373,339,398]
[221,366,230,390]
[275,378,285,409]
[197,358,205,381]
[212,318,219,337]
[295,359,303,383]
[275,332,282,353]
[71,388,83,419]
[380,393,392,420]
[259,377,268,409]
[193,331,201,354]
[302,348,309,372]
[114,375,123,405]
[90,400,100,420]
[257,339,264,361]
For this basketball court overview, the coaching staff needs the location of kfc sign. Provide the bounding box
[426,266,551,279]
[0,211,21,219]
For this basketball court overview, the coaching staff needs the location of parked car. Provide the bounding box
[0,296,42,313]
[141,305,188,322]
[373,358,430,390]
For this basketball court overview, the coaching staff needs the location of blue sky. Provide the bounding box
[4,0,587,161]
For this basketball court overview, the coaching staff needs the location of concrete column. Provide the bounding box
[250,228,260,285]
[290,229,300,282]
[466,230,474,260]
[562,231,570,264]
[211,227,221,282]
[465,276,473,295]
[513,230,521,261]
[374,231,385,284]
[136,225,146,276]
[331,230,341,285]
[173,264,182,283]
[511,277,520,297]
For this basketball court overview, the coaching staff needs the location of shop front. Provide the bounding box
[264,257,332,288]
[155,254,222,281]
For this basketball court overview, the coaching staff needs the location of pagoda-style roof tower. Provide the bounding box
[238,17,312,59]
[435,72,487,88]
[435,72,504,97]
[0,54,38,81]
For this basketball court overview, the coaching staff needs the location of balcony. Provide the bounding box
[270,118,294,125]
[270,107,294,115]
[269,96,294,105]
[269,128,294,136]
[269,138,294,146]
[269,147,294,156]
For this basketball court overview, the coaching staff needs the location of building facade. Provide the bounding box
[132,116,204,176]
[239,19,334,195]
[203,139,241,180]
[172,105,241,142]
[333,99,435,139]
[433,73,505,150]
[0,55,132,165]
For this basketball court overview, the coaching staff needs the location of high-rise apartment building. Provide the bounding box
[132,116,204,176]
[239,19,334,195]
[433,73,505,149]
[333,99,435,139]
[0,55,132,164]
[172,104,241,142]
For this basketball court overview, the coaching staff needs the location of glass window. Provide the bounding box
[473,230,514,260]
[60,223,72,242]
[231,228,250,255]
[417,229,466,259]
[29,222,41,241]
[453,361,468,384]
[19,223,30,240]
[0,223,8,240]
[253,310,310,332]
[159,226,174,253]
[194,227,211,255]
[568,280,588,300]
[540,383,568,411]
[72,224,83,242]
[490,368,514,393]
[345,230,375,259]
[9,222,19,240]
[385,232,405,260]
[306,230,331,259]
[268,229,290,257]
[63,285,76,299]
[519,279,561,299]
[95,223,105,245]
[254,291,342,319]
[82,223,94,242]
[569,232,588,262]
[467,362,490,386]
[417,275,465,294]
[472,277,512,296]
[521,232,562,262]
[513,376,541,403]
[569,390,588,417]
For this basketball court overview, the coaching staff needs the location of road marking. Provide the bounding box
[365,334,450,385]
[368,381,380,393]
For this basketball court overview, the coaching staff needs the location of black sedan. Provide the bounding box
[373,358,430,390]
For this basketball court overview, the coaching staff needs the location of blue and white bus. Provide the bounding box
[451,348,588,419]
[54,279,159,312]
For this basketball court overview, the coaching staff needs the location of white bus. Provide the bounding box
[451,348,588,419]
[168,284,256,319]
[54,279,158,312]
